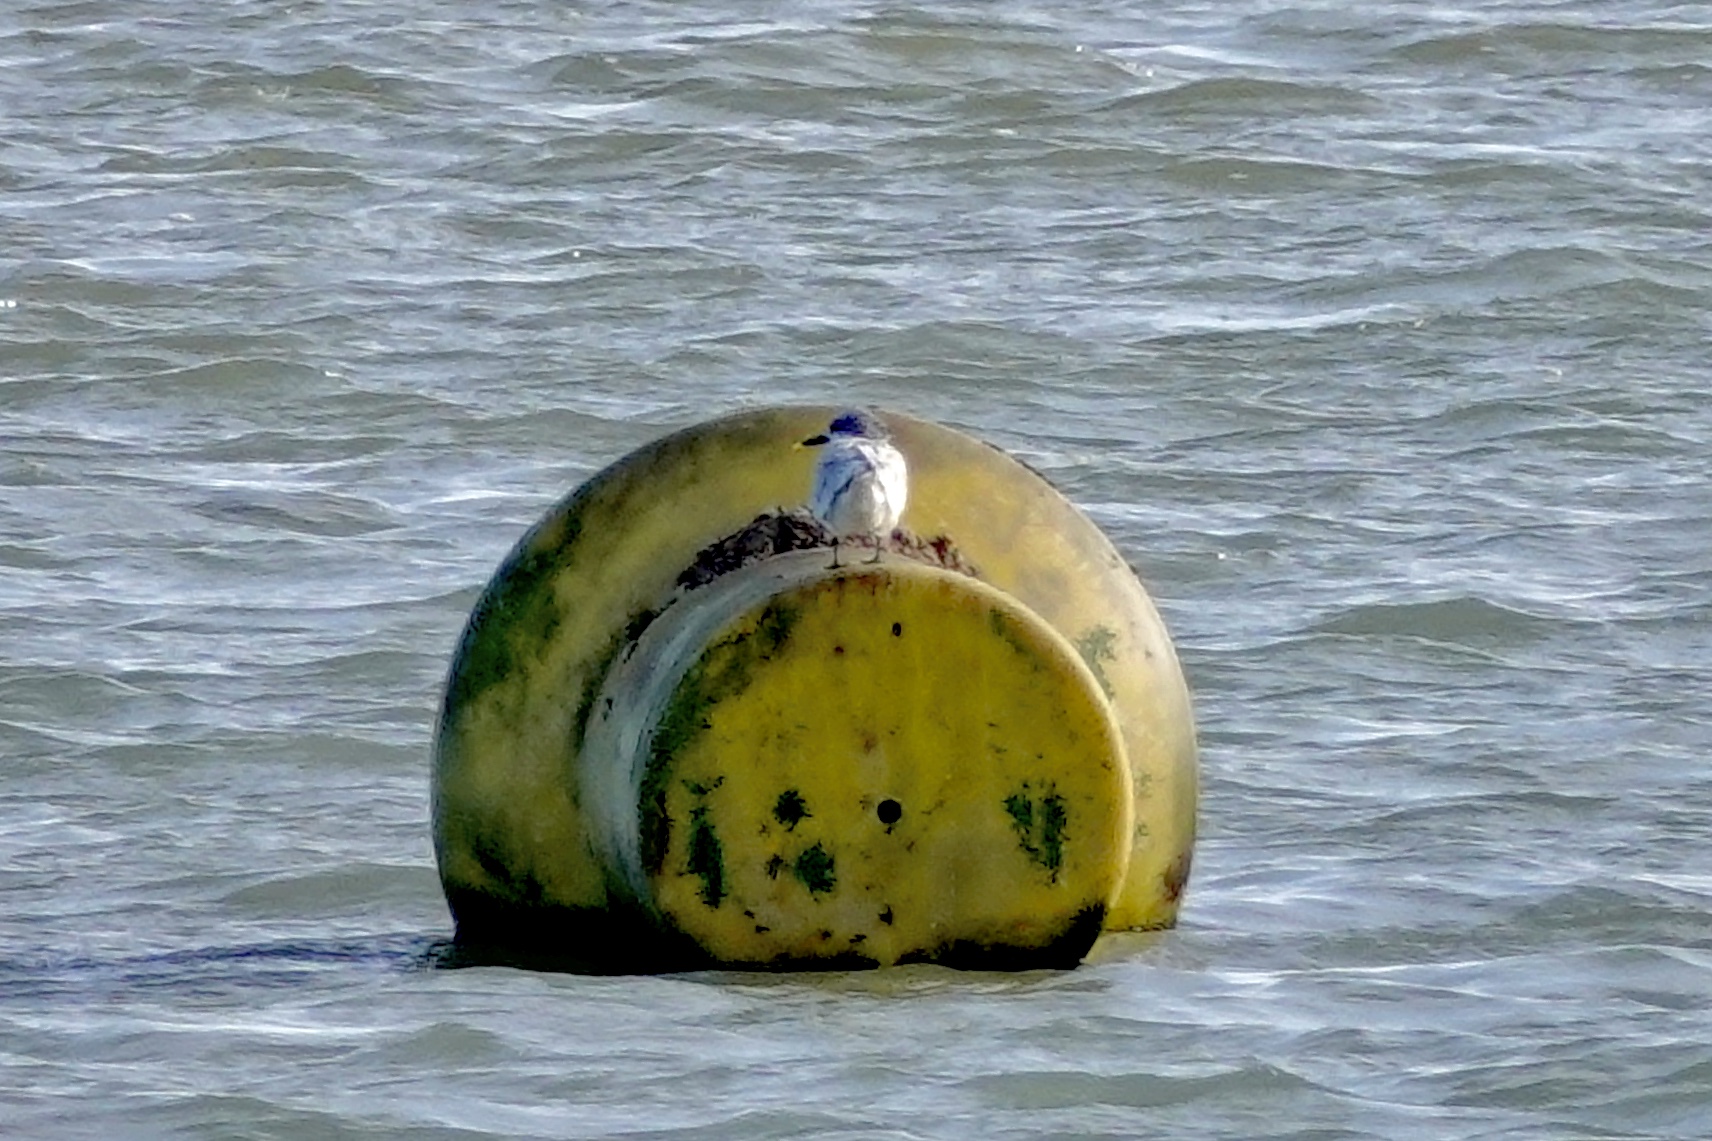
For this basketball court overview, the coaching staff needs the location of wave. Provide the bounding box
[1391,21,1712,70]
[1308,595,1572,646]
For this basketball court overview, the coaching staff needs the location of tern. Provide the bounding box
[799,410,909,567]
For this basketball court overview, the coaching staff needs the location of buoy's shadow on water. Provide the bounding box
[422,938,677,976]
[2,929,1173,995]
[425,928,1173,985]
[428,939,924,978]
[1,935,447,1000]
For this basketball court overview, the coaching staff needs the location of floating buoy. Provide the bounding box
[432,407,1196,970]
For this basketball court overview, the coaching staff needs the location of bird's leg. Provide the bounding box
[827,537,843,570]
[865,531,884,564]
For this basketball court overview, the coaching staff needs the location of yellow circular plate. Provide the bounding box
[586,554,1130,968]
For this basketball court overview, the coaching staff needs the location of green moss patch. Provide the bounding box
[444,533,572,714]
[640,603,799,874]
[1073,625,1118,699]
[986,606,1041,666]
[793,842,837,896]
[1003,785,1069,883]
[685,804,726,909]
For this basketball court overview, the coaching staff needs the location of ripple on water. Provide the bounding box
[1307,595,1574,645]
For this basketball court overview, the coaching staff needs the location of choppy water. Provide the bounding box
[4,1,1710,1137]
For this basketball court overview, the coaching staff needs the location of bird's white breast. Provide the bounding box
[811,438,908,538]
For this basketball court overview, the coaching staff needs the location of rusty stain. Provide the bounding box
[1162,851,1193,903]
[675,510,978,591]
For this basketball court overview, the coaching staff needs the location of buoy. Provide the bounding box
[432,407,1196,970]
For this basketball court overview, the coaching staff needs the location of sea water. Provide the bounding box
[2,2,1709,1137]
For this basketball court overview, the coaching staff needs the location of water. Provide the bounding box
[3,1,1710,1137]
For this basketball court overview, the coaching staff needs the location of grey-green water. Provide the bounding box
[3,2,1709,1138]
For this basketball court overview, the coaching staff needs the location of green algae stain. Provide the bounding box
[637,739,683,876]
[1038,795,1068,876]
[1072,625,1118,699]
[444,515,582,715]
[640,602,800,875]
[753,601,798,657]
[773,789,810,830]
[988,605,1060,672]
[1003,785,1069,883]
[571,605,664,753]
[685,803,725,909]
[793,842,836,896]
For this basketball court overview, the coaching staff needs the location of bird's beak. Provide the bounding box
[796,434,829,450]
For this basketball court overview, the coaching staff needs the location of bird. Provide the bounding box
[798,410,909,568]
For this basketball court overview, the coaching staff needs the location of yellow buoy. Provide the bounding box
[432,407,1196,970]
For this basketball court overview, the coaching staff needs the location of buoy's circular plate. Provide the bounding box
[631,562,1130,968]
